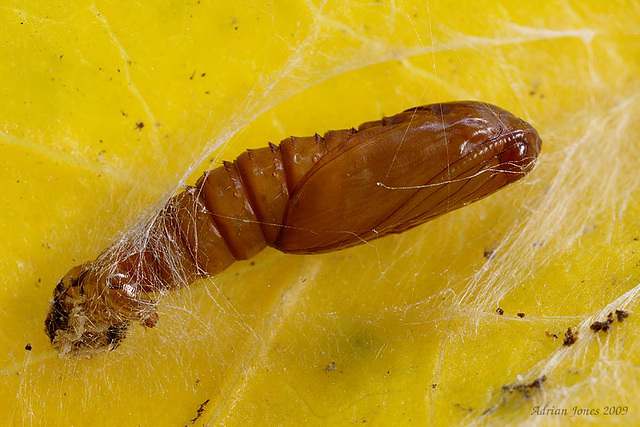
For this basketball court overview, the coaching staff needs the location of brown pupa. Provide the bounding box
[45,101,542,357]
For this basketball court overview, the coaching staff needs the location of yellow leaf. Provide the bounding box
[1,0,639,425]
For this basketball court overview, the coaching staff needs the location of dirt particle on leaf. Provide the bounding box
[590,320,610,333]
[590,310,629,333]
[502,375,546,398]
[615,309,629,322]
[189,399,209,424]
[483,247,496,259]
[563,327,578,346]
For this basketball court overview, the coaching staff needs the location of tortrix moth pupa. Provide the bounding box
[45,101,542,357]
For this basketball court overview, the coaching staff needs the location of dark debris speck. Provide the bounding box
[563,327,578,346]
[615,309,629,323]
[502,375,547,398]
[189,398,210,424]
[483,247,495,259]
[590,310,630,333]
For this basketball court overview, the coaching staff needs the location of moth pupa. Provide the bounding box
[45,101,542,357]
